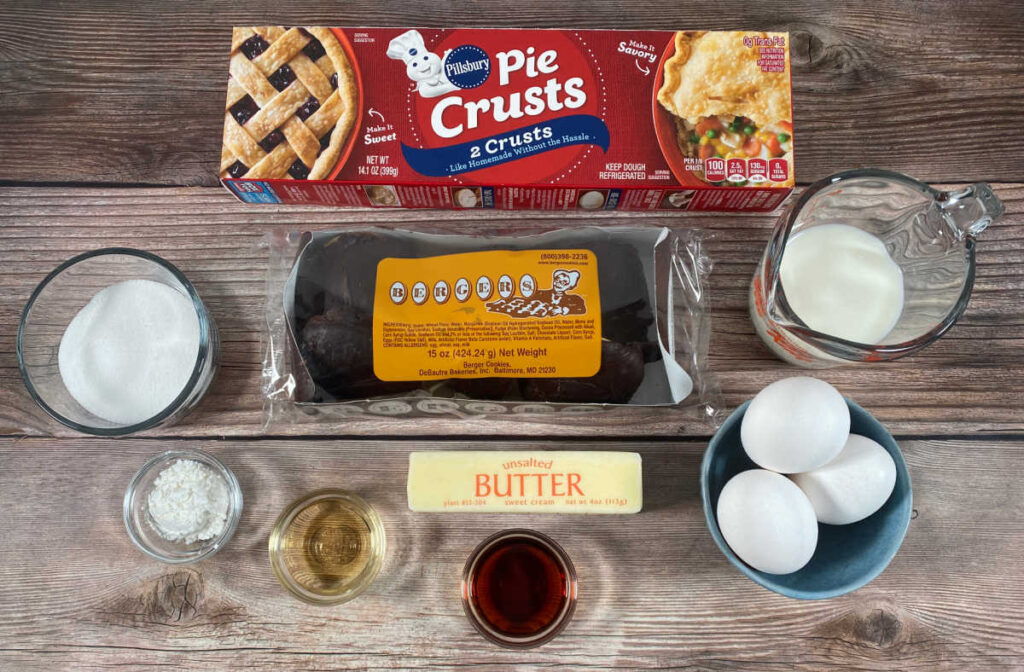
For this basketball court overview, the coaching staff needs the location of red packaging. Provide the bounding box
[221,27,794,211]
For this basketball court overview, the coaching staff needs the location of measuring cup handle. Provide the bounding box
[938,183,1005,239]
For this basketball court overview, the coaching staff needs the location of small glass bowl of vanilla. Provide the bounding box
[268,489,386,605]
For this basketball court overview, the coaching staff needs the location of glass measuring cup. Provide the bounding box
[750,169,1004,367]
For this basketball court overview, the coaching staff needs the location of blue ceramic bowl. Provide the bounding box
[700,399,912,599]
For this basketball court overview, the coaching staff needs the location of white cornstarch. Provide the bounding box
[58,279,200,425]
[147,459,230,544]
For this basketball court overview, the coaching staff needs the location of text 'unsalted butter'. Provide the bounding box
[407,451,642,514]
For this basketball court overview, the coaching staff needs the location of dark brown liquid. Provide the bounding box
[470,537,568,636]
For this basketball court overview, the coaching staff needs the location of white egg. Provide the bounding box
[716,469,818,574]
[790,434,897,525]
[741,376,850,473]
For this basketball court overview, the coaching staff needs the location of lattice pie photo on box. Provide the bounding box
[221,27,359,180]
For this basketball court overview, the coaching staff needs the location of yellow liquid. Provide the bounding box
[279,499,376,595]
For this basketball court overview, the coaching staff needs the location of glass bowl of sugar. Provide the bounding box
[17,248,219,435]
[124,448,243,564]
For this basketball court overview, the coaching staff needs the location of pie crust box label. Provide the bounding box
[407,451,643,513]
[221,27,795,212]
[372,249,601,380]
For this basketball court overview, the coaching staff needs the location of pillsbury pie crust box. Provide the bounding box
[220,27,794,211]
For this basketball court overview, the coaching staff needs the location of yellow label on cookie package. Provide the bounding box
[372,249,601,381]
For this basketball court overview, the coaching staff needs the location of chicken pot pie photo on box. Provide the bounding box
[221,27,359,180]
[657,31,793,187]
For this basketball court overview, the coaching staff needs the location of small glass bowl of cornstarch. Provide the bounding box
[124,449,243,563]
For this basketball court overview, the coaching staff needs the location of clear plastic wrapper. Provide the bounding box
[263,224,720,426]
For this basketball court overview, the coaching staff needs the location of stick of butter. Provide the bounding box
[407,451,642,514]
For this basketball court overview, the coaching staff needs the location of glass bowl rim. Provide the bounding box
[122,448,243,564]
[16,247,213,436]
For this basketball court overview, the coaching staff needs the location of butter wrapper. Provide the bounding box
[407,451,642,513]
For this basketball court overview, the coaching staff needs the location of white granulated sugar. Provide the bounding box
[147,459,229,544]
[58,279,200,425]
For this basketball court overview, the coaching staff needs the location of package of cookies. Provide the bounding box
[262,225,719,424]
[221,27,793,212]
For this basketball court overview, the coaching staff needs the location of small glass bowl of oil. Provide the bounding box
[268,489,386,605]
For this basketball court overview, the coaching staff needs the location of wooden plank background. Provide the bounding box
[2,186,1022,438]
[2,1,1023,186]
[1,0,1023,669]
[1,438,1022,671]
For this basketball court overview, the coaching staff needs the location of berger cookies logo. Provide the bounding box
[485,269,587,318]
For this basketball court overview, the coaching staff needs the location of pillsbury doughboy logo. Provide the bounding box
[387,29,458,98]
[444,45,491,89]
[387,32,491,97]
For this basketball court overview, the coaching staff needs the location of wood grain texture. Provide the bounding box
[2,3,1024,668]
[1,185,1021,438]
[1,1,1023,186]
[0,437,1021,671]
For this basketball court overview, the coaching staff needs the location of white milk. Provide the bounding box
[779,224,904,344]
